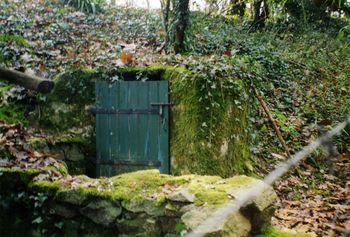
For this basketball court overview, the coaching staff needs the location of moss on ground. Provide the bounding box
[0,52,5,64]
[0,103,28,125]
[0,34,29,47]
[261,226,313,237]
[0,83,28,125]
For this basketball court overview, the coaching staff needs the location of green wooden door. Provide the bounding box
[95,81,170,177]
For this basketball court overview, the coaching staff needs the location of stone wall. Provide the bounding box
[0,168,277,237]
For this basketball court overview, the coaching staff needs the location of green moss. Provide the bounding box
[166,66,250,177]
[0,34,29,47]
[187,175,253,205]
[55,136,89,146]
[0,168,40,184]
[107,170,187,201]
[0,52,5,64]
[0,82,30,125]
[29,179,61,196]
[0,168,40,194]
[261,226,313,237]
[2,168,268,219]
[0,103,28,125]
[42,163,69,176]
[0,84,13,93]
[27,137,49,151]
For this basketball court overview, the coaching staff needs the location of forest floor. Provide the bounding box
[0,0,349,236]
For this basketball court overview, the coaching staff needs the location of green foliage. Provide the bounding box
[0,52,5,64]
[338,24,350,47]
[272,0,349,23]
[0,34,30,66]
[51,70,96,105]
[0,34,29,47]
[175,222,185,235]
[111,8,163,45]
[61,0,105,14]
[185,10,350,171]
[0,104,28,126]
[187,13,237,54]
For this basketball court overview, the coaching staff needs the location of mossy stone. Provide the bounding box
[122,197,165,216]
[51,203,78,218]
[80,200,122,226]
[56,189,88,205]
[181,205,251,237]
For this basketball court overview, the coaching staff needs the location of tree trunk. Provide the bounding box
[253,0,269,27]
[160,0,171,52]
[172,0,190,53]
[229,0,246,19]
[0,67,54,93]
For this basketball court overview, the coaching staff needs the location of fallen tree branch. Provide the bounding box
[0,67,54,93]
[251,84,292,158]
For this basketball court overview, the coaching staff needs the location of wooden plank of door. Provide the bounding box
[109,82,119,176]
[118,82,130,162]
[95,81,101,177]
[96,81,111,176]
[129,82,139,161]
[158,81,170,173]
[138,82,150,161]
[148,82,160,168]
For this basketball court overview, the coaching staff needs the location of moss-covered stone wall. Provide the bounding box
[0,168,277,237]
[38,65,251,178]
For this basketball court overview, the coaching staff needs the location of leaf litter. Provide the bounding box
[0,0,349,236]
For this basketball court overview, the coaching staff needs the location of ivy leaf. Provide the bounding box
[32,216,43,224]
[55,221,64,229]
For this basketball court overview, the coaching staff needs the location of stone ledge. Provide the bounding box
[0,168,277,236]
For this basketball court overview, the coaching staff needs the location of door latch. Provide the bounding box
[151,103,173,117]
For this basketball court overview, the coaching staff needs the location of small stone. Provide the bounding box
[65,145,85,161]
[179,204,197,214]
[227,180,277,211]
[122,198,165,216]
[57,190,87,205]
[181,206,251,237]
[165,203,184,217]
[117,213,160,236]
[227,179,277,234]
[51,203,77,218]
[181,206,214,230]
[167,188,195,203]
[80,200,121,226]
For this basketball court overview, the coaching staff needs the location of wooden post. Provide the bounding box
[0,67,54,93]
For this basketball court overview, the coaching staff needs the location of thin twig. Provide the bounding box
[251,83,292,158]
